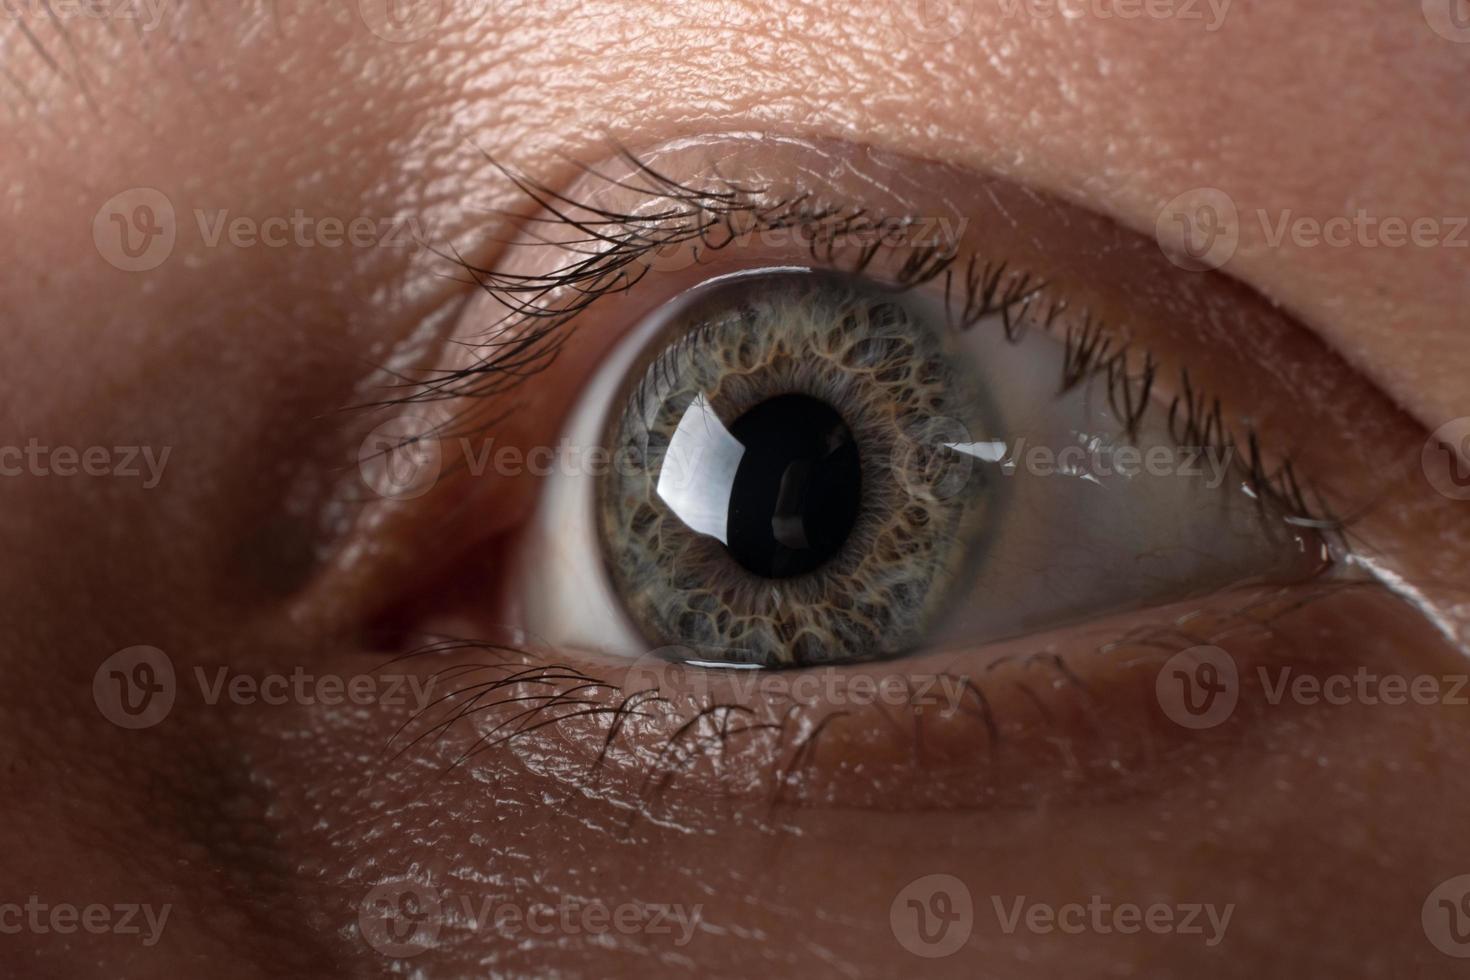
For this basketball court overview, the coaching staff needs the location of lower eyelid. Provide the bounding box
[384,579,1444,818]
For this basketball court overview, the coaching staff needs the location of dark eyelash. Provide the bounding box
[373,147,1346,538]
[374,578,1380,827]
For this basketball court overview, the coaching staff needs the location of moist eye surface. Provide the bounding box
[497,144,1337,669]
[598,271,992,667]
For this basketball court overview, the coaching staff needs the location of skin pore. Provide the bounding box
[0,1,1467,977]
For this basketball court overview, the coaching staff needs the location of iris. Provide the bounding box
[598,272,990,666]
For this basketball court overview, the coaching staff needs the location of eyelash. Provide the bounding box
[379,148,1346,540]
[383,578,1371,822]
[352,150,1399,806]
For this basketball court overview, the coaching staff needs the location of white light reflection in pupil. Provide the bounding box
[656,392,863,579]
[655,393,744,544]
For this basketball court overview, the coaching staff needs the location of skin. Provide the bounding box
[0,0,1467,977]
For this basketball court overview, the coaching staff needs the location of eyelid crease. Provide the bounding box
[381,147,1347,540]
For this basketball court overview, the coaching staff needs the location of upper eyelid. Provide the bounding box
[454,154,937,318]
[428,156,1050,409]
[387,150,1343,538]
[399,159,951,401]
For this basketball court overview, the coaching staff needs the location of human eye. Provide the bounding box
[345,135,1438,820]
[502,197,1326,670]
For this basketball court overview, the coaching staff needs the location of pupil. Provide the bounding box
[724,394,862,578]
